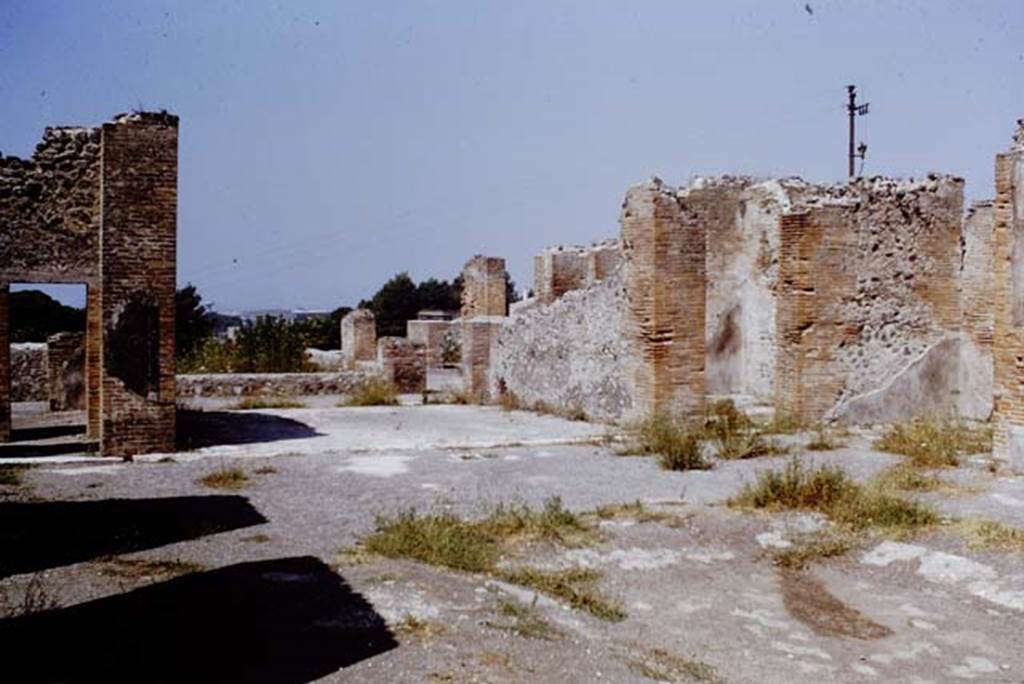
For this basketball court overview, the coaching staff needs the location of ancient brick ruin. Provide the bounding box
[0,112,178,457]
[341,308,377,367]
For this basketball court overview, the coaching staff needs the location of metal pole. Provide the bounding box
[847,85,856,179]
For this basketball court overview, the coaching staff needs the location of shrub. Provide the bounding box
[197,467,248,490]
[342,378,399,406]
[874,418,992,468]
[624,414,710,471]
[703,400,788,460]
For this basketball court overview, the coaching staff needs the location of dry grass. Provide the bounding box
[342,378,399,407]
[622,414,711,471]
[234,396,306,410]
[197,467,248,490]
[702,401,790,459]
[729,457,937,535]
[253,464,278,475]
[98,558,204,579]
[359,498,623,621]
[956,518,1024,553]
[623,647,721,683]
[395,614,446,640]
[487,600,561,641]
[0,574,60,618]
[593,500,690,527]
[872,463,945,492]
[806,424,844,452]
[772,534,856,570]
[759,411,806,435]
[874,418,992,468]
[0,465,26,487]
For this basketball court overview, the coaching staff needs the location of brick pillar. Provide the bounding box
[993,127,1024,470]
[620,181,706,417]
[461,256,506,317]
[377,337,426,393]
[0,283,9,442]
[461,317,504,403]
[99,113,178,457]
[85,285,102,440]
[341,309,377,366]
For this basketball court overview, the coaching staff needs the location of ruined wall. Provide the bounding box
[621,179,706,418]
[461,317,504,403]
[533,241,621,305]
[341,309,377,366]
[993,125,1024,470]
[406,319,454,367]
[99,113,178,456]
[48,331,85,411]
[10,343,48,401]
[776,176,965,423]
[960,202,995,419]
[0,286,7,439]
[461,256,506,317]
[176,370,384,398]
[493,271,635,421]
[378,337,426,393]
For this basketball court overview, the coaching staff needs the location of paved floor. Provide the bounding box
[1,405,1023,682]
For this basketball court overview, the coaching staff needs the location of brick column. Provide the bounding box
[993,130,1024,470]
[620,181,706,418]
[99,113,178,457]
[0,283,9,442]
[461,256,506,317]
[461,317,504,403]
[85,285,102,440]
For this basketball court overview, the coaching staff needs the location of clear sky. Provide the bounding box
[2,1,1021,312]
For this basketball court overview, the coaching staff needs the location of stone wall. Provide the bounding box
[176,370,383,398]
[993,124,1024,470]
[406,319,454,368]
[377,337,426,393]
[461,256,506,317]
[493,271,635,421]
[341,309,376,366]
[960,202,995,419]
[48,331,85,411]
[776,176,965,423]
[533,240,621,305]
[10,343,47,401]
[461,317,504,403]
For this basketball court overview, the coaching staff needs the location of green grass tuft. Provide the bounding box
[495,566,625,622]
[233,396,306,410]
[874,418,992,468]
[622,414,711,471]
[341,378,400,407]
[197,467,248,490]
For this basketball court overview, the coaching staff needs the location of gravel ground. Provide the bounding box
[1,405,1023,682]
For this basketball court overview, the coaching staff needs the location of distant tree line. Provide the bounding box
[7,290,86,342]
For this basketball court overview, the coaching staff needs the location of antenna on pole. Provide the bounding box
[847,85,870,179]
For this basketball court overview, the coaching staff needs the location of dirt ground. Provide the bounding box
[1,403,1023,683]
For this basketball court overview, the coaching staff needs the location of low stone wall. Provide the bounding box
[11,343,48,401]
[176,370,383,398]
[48,332,85,411]
[378,337,426,393]
[492,272,636,422]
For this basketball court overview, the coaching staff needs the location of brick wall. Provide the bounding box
[406,319,454,367]
[533,240,621,305]
[461,317,504,403]
[377,337,426,393]
[48,331,85,411]
[992,127,1024,468]
[620,179,706,418]
[461,256,506,317]
[341,309,377,366]
[99,113,178,457]
[0,285,8,441]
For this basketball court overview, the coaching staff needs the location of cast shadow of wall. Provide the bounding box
[0,495,267,578]
[177,409,322,450]
[0,556,397,682]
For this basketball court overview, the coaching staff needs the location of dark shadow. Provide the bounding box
[177,409,321,450]
[0,496,266,578]
[0,556,397,683]
[0,439,96,459]
[9,424,85,441]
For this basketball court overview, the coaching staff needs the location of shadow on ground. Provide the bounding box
[0,495,266,578]
[177,409,321,450]
[0,556,396,682]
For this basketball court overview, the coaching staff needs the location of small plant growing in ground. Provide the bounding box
[703,399,788,460]
[622,414,711,471]
[729,456,937,535]
[874,418,992,468]
[358,498,623,621]
[772,533,855,570]
[486,599,561,640]
[593,500,689,527]
[234,396,306,410]
[253,464,278,475]
[956,518,1024,553]
[198,467,248,490]
[759,410,806,435]
[872,463,945,492]
[806,424,844,451]
[342,378,399,407]
[0,465,26,487]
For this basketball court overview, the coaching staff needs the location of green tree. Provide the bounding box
[175,283,214,360]
[9,290,85,342]
[359,272,421,337]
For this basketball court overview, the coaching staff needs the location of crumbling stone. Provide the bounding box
[341,309,377,367]
[377,337,426,393]
[47,331,85,411]
[406,318,455,368]
[461,256,506,318]
[10,343,47,402]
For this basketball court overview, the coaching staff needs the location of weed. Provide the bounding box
[760,411,806,435]
[496,566,625,622]
[254,465,278,475]
[363,508,496,572]
[487,599,561,640]
[98,558,204,579]
[0,574,60,617]
[703,400,788,460]
[593,500,689,527]
[772,534,855,570]
[395,614,445,639]
[0,465,26,486]
[342,378,399,407]
[622,414,711,471]
[874,418,992,468]
[956,518,1024,553]
[624,647,721,683]
[872,463,944,492]
[197,467,248,490]
[729,457,937,535]
[234,396,306,410]
[241,533,271,544]
[806,424,843,452]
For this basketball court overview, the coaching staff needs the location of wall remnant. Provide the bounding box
[461,317,504,403]
[993,122,1024,471]
[176,369,384,398]
[533,240,622,305]
[377,337,426,393]
[959,202,995,419]
[10,343,48,402]
[48,331,85,411]
[406,319,455,368]
[341,309,377,367]
[0,112,178,456]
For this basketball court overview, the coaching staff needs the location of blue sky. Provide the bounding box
[2,1,1022,311]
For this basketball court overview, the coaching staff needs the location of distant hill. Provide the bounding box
[9,290,85,343]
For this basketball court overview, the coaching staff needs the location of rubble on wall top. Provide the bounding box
[111,110,179,126]
[1014,119,1024,150]
[538,238,619,255]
